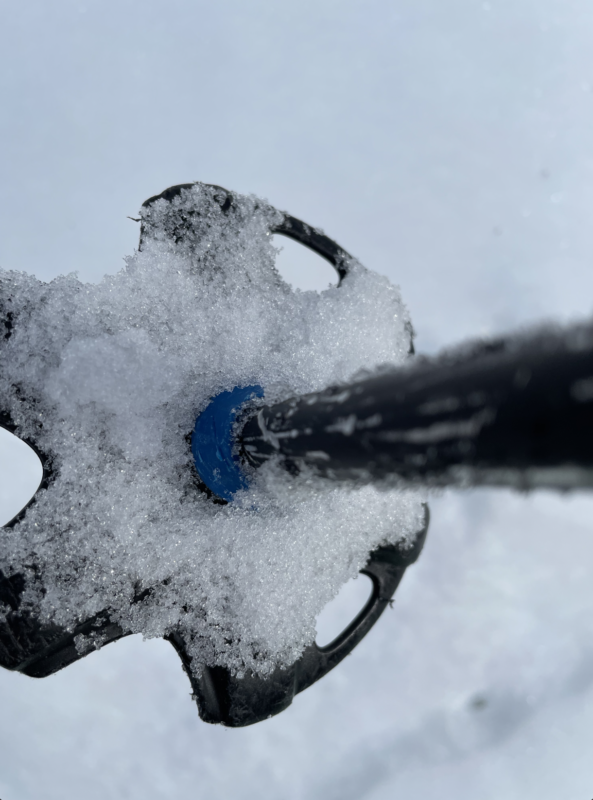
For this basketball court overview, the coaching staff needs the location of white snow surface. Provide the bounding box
[2,1,593,796]
[0,183,424,676]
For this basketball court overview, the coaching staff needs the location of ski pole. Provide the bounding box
[235,323,593,493]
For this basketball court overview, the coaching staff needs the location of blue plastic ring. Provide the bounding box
[191,385,264,502]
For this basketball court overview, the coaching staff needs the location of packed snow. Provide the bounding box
[0,183,425,677]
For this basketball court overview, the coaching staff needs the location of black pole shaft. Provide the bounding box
[239,323,593,491]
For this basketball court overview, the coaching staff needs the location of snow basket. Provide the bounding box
[0,182,429,727]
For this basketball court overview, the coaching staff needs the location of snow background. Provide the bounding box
[1,0,593,797]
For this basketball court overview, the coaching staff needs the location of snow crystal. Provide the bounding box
[0,183,425,677]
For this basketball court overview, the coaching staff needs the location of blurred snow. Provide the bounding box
[0,428,42,526]
[1,0,593,797]
[272,235,339,293]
